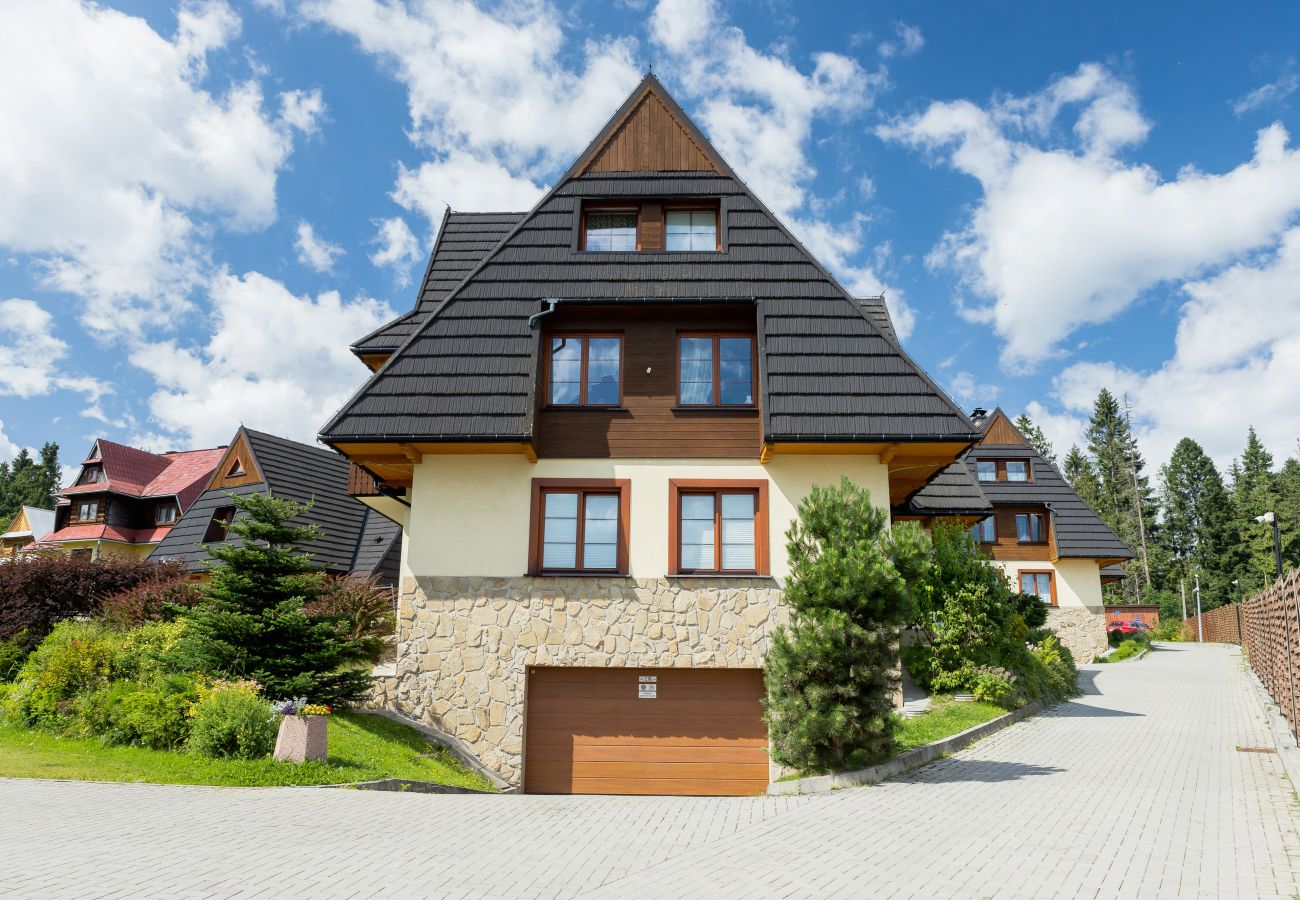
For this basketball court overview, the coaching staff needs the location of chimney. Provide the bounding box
[970,407,988,425]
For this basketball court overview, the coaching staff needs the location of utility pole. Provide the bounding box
[1194,573,1204,642]
[1180,580,1187,621]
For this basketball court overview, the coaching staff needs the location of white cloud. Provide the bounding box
[0,298,104,402]
[0,0,313,336]
[947,371,998,406]
[1233,71,1298,117]
[279,87,326,134]
[879,22,923,60]
[130,271,394,448]
[648,0,716,55]
[392,154,546,222]
[879,63,1300,368]
[0,420,21,464]
[294,221,345,272]
[369,217,422,284]
[1043,225,1300,470]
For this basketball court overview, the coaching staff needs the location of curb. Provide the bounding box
[1239,649,1300,794]
[767,700,1047,796]
[317,778,495,795]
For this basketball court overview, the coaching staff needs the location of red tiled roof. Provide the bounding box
[58,441,225,512]
[146,447,228,511]
[36,524,173,545]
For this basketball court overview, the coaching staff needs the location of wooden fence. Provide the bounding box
[1183,569,1300,737]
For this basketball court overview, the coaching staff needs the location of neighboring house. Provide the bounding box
[900,408,1134,662]
[320,75,982,796]
[0,506,55,558]
[149,427,401,585]
[31,440,226,560]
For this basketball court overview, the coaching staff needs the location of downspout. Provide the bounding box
[527,298,559,329]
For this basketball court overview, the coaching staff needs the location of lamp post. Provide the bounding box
[1254,511,1283,581]
[1232,578,1243,645]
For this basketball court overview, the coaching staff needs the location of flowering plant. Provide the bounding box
[274,697,332,716]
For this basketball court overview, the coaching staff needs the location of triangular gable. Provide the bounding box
[206,429,264,491]
[85,440,102,463]
[3,508,30,535]
[577,80,723,176]
[977,409,1029,448]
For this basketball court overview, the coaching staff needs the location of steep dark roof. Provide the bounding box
[352,210,524,356]
[857,297,897,343]
[149,429,401,584]
[351,507,401,583]
[892,459,991,517]
[967,413,1134,562]
[321,75,977,447]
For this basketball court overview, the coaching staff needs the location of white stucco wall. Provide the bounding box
[992,557,1105,610]
[403,454,890,580]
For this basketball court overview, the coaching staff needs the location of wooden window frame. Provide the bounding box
[528,478,631,575]
[977,459,1034,482]
[543,333,624,408]
[1017,569,1057,605]
[668,479,769,576]
[580,204,640,252]
[663,204,721,252]
[975,460,998,482]
[675,333,758,408]
[155,502,178,526]
[74,499,99,524]
[79,466,105,486]
[204,506,236,543]
[1015,512,1047,545]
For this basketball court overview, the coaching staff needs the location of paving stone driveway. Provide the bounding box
[2,643,1299,899]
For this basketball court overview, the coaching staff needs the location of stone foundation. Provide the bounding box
[366,575,788,786]
[1046,605,1109,664]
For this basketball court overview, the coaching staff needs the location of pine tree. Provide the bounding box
[1084,390,1156,600]
[764,478,929,772]
[1232,427,1280,591]
[174,492,374,705]
[1158,438,1238,610]
[1062,445,1101,508]
[0,442,62,523]
[1276,455,1300,571]
[1014,413,1057,465]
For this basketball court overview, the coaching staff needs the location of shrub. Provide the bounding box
[187,680,277,759]
[74,674,201,749]
[98,578,204,630]
[0,555,188,650]
[1032,634,1079,699]
[1152,619,1184,641]
[5,621,120,727]
[304,574,396,663]
[0,633,28,682]
[764,478,929,772]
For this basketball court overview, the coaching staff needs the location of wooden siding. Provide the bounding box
[207,432,263,490]
[979,505,1054,562]
[534,305,761,459]
[348,464,382,497]
[523,667,768,796]
[583,92,719,174]
[980,411,1028,447]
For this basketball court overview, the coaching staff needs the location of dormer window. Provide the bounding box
[582,209,637,251]
[79,466,106,485]
[76,500,99,522]
[666,210,718,251]
[547,335,622,406]
[155,503,178,525]
[227,459,246,478]
[976,460,997,481]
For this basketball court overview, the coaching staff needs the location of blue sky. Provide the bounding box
[3,0,1300,483]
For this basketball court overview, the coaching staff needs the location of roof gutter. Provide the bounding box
[765,432,984,444]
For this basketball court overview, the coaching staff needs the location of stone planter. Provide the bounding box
[274,714,329,763]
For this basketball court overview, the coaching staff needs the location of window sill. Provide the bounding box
[541,406,629,413]
[670,406,759,415]
[669,573,775,580]
[530,571,631,578]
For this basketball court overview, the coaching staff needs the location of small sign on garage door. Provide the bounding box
[638,675,657,699]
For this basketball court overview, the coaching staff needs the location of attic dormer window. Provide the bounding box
[666,210,718,251]
[582,209,637,251]
[79,466,106,485]
[227,459,245,478]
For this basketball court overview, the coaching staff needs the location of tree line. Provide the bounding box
[0,444,62,526]
[1021,390,1298,619]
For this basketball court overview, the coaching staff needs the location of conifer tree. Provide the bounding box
[1084,390,1156,599]
[1232,427,1281,591]
[0,442,61,523]
[1276,456,1300,571]
[174,492,373,705]
[764,478,929,772]
[1158,438,1238,609]
[1014,413,1057,465]
[1062,445,1101,508]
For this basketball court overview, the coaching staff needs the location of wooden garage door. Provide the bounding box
[524,667,768,796]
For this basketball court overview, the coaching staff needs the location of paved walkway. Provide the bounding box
[2,643,1298,899]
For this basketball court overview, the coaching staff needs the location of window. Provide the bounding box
[1018,570,1055,604]
[669,480,768,575]
[666,210,718,251]
[1006,460,1029,482]
[583,209,637,251]
[547,335,622,406]
[678,335,754,406]
[156,503,178,525]
[969,516,996,544]
[528,479,630,574]
[975,460,997,481]
[204,506,236,543]
[1015,513,1046,543]
[70,548,93,561]
[76,500,99,522]
[79,466,106,485]
[227,459,246,478]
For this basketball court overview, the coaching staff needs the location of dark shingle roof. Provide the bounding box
[857,296,897,343]
[892,459,991,517]
[149,429,401,584]
[352,210,524,356]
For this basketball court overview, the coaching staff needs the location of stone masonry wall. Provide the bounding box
[367,575,789,786]
[1046,605,1109,664]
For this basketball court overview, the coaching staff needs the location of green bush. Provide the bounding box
[5,621,121,727]
[1152,619,1185,641]
[1032,635,1078,699]
[0,633,28,682]
[74,674,201,749]
[1096,639,1147,663]
[187,681,277,760]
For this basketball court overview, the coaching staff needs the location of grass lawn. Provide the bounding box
[0,712,495,790]
[895,696,1006,753]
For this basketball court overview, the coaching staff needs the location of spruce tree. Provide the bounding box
[1158,438,1238,609]
[1014,413,1057,465]
[174,492,373,705]
[0,442,61,522]
[1062,445,1101,508]
[1232,427,1281,591]
[764,478,929,772]
[1276,456,1300,571]
[1084,390,1156,600]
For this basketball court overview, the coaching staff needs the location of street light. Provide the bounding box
[1254,512,1284,580]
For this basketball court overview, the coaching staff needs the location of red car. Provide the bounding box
[1107,620,1152,635]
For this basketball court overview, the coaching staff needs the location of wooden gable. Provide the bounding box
[206,431,263,490]
[978,409,1028,447]
[578,80,723,176]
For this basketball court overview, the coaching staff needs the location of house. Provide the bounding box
[1,506,55,558]
[319,74,983,796]
[31,440,226,560]
[899,408,1134,661]
[149,427,401,585]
